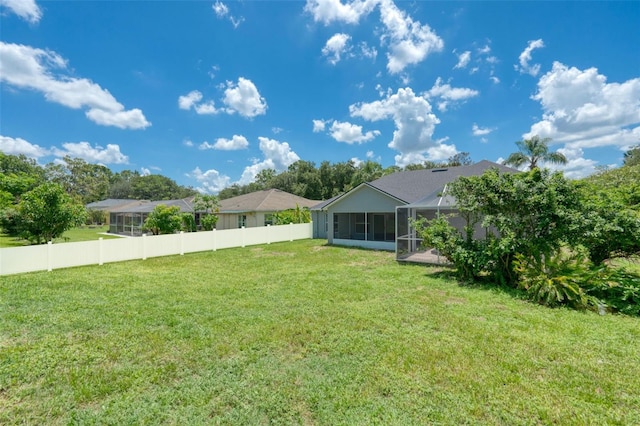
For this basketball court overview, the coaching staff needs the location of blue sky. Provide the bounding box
[1,0,639,193]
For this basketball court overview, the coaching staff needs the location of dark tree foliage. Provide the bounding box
[45,156,112,204]
[129,174,197,201]
[623,145,640,167]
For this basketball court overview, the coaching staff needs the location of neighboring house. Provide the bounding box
[216,189,319,230]
[85,199,142,225]
[108,198,194,236]
[92,189,318,236]
[311,160,517,258]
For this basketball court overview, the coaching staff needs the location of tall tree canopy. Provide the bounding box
[503,136,567,170]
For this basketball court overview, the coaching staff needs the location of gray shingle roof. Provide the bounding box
[218,189,319,213]
[85,199,140,210]
[109,198,194,214]
[368,160,517,203]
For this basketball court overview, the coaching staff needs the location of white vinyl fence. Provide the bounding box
[0,223,312,276]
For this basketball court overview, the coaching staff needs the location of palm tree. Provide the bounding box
[503,136,567,170]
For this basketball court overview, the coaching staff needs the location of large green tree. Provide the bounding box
[414,168,584,284]
[17,183,87,244]
[503,136,567,170]
[45,156,112,204]
[130,174,197,201]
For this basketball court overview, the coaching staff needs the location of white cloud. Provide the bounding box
[312,119,327,132]
[454,50,471,69]
[238,137,300,185]
[256,137,300,170]
[178,90,220,115]
[212,1,244,28]
[426,143,458,161]
[472,123,494,136]
[0,42,150,129]
[212,0,228,17]
[178,90,202,110]
[360,42,378,60]
[329,120,380,144]
[350,157,364,167]
[188,167,232,194]
[425,77,479,112]
[51,142,129,164]
[272,127,283,134]
[304,0,377,25]
[526,61,640,155]
[378,0,444,74]
[477,44,491,55]
[181,78,266,118]
[305,0,442,74]
[213,135,250,151]
[350,87,447,166]
[85,108,150,129]
[223,77,267,118]
[516,39,545,76]
[0,0,42,23]
[322,33,352,65]
[140,167,151,176]
[490,75,500,84]
[549,147,598,179]
[0,135,48,157]
[194,102,219,115]
[183,139,194,147]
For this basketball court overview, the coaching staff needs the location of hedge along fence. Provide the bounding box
[0,223,313,276]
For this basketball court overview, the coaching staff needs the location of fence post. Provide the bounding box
[47,241,53,272]
[289,223,293,242]
[212,228,217,251]
[180,231,184,255]
[99,237,103,266]
[142,234,147,260]
[241,226,245,248]
[267,224,271,245]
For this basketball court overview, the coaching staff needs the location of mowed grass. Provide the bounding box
[0,226,121,248]
[1,240,639,425]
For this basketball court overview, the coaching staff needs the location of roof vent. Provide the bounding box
[431,168,448,172]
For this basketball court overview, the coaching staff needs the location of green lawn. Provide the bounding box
[1,240,639,424]
[0,226,122,247]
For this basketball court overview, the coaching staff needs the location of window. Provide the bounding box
[264,214,274,226]
[238,215,247,228]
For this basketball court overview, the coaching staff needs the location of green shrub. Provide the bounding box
[513,251,598,311]
[586,267,640,316]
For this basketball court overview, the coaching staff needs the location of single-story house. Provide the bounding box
[216,189,319,230]
[311,160,517,259]
[108,198,194,236]
[85,199,143,225]
[101,189,319,236]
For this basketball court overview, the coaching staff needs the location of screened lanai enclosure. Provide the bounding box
[395,187,458,265]
[395,186,494,264]
[109,212,148,235]
[332,212,396,243]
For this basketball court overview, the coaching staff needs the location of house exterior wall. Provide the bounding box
[329,185,400,213]
[326,185,404,250]
[311,211,328,239]
[216,212,274,230]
